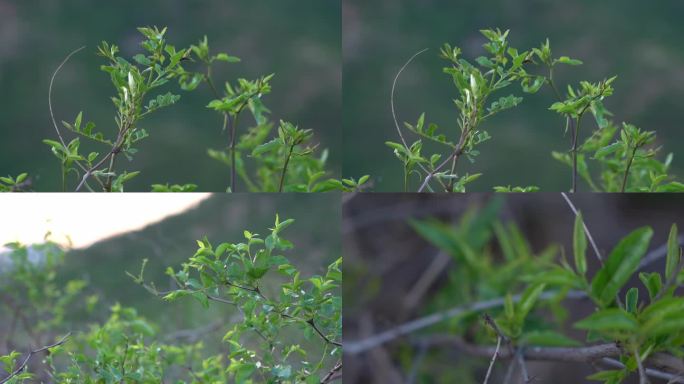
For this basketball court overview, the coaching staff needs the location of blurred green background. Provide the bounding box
[342,0,684,191]
[0,0,340,191]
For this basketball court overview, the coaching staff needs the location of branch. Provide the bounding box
[320,361,342,383]
[344,290,585,355]
[482,336,502,384]
[344,235,681,355]
[390,49,447,192]
[560,192,603,263]
[416,335,684,381]
[0,333,71,384]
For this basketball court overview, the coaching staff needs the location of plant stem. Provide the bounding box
[229,113,239,192]
[278,145,295,192]
[571,116,579,193]
[621,146,638,193]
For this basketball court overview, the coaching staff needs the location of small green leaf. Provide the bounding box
[575,308,638,331]
[625,287,638,314]
[517,283,546,321]
[666,224,680,281]
[557,56,583,65]
[639,272,662,301]
[590,227,653,306]
[573,212,587,276]
[520,330,581,347]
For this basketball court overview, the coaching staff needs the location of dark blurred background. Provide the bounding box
[342,0,684,191]
[0,0,340,191]
[343,193,684,383]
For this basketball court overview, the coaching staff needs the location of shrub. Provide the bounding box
[387,28,683,192]
[0,216,341,383]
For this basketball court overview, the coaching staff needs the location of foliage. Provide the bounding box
[129,215,342,382]
[0,217,341,383]
[178,35,365,192]
[401,199,684,382]
[31,26,366,192]
[0,174,31,192]
[388,28,682,192]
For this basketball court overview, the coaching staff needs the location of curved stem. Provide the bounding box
[391,49,447,191]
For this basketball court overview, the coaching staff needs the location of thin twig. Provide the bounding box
[406,342,428,384]
[391,49,447,192]
[49,46,102,190]
[560,192,603,262]
[416,336,684,382]
[482,336,502,384]
[0,333,71,384]
[320,361,342,383]
[516,349,530,383]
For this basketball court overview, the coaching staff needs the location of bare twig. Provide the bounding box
[633,345,651,384]
[482,336,502,384]
[320,361,342,383]
[0,333,71,384]
[49,46,103,191]
[49,47,86,152]
[406,341,428,384]
[560,192,603,262]
[391,49,447,192]
[417,336,684,382]
[516,349,531,383]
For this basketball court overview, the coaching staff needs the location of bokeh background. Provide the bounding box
[342,0,684,191]
[343,193,684,383]
[0,193,341,375]
[0,0,340,191]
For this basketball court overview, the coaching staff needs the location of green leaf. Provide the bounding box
[252,139,281,156]
[666,224,680,281]
[590,227,653,306]
[573,212,587,276]
[625,287,638,314]
[557,56,583,65]
[520,330,581,347]
[640,297,684,337]
[215,53,241,62]
[639,272,662,301]
[575,308,638,331]
[517,283,546,321]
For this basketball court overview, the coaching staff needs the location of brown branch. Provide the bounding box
[0,333,70,384]
[560,192,603,263]
[416,335,684,382]
[320,361,342,383]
